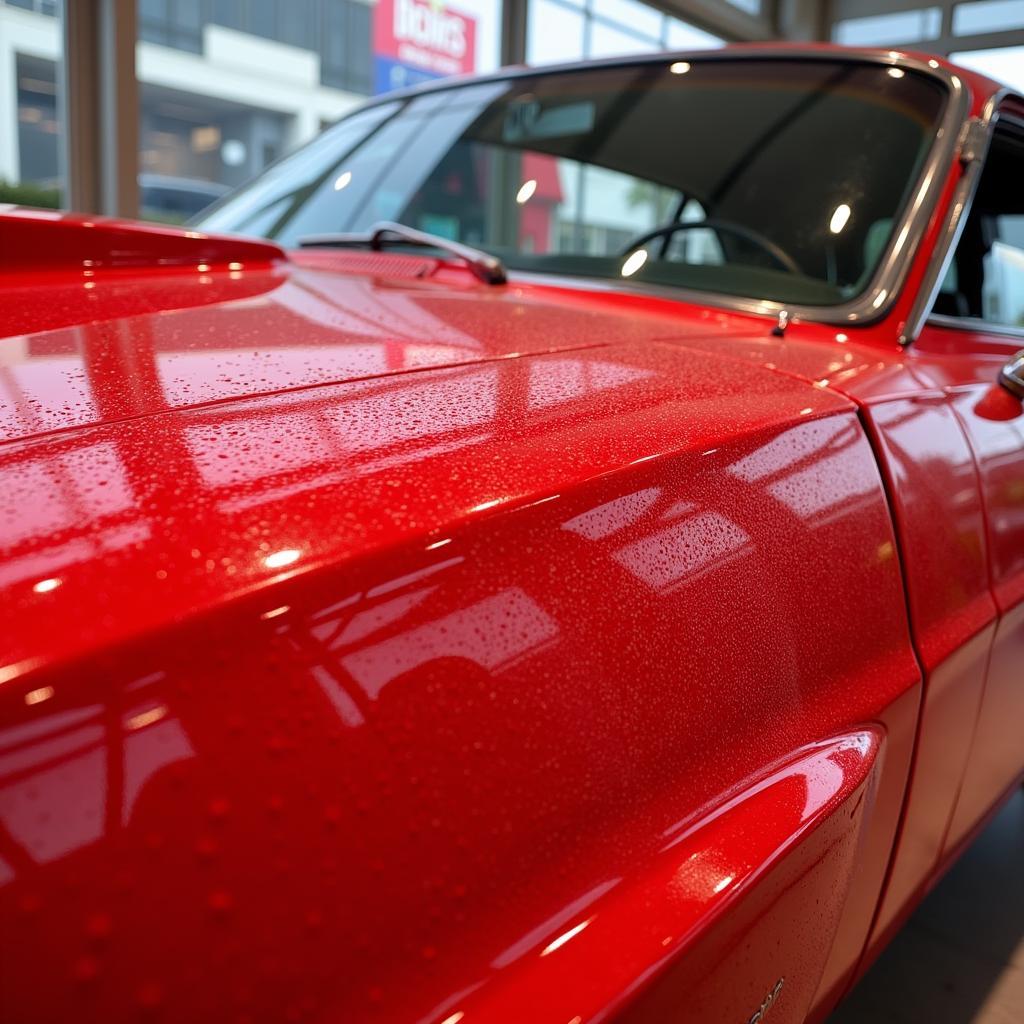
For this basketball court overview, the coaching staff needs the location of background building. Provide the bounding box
[0,0,734,218]
[3,0,1024,221]
[0,0,500,210]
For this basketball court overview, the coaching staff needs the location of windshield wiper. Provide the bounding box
[297,221,507,285]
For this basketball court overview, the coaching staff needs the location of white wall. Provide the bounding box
[0,4,61,181]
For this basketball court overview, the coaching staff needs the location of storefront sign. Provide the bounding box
[373,0,477,94]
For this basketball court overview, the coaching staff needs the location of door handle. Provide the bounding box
[998,350,1024,400]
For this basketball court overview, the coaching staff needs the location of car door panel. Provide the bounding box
[945,364,1024,849]
[854,394,997,951]
[908,97,1024,852]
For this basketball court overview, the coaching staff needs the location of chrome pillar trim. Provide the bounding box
[339,50,971,330]
[901,89,1015,347]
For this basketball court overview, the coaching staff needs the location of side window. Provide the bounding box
[934,120,1024,328]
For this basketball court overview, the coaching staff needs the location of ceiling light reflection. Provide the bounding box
[24,686,54,706]
[264,548,301,569]
[540,916,594,956]
[471,499,501,513]
[32,577,62,594]
[516,179,537,204]
[126,705,168,730]
[621,249,648,277]
[829,204,851,234]
[334,170,353,191]
[669,61,691,74]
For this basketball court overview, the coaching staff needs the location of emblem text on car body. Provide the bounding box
[746,978,784,1024]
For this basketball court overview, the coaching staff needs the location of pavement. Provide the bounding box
[829,788,1024,1024]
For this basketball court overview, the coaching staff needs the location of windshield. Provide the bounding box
[197,58,948,307]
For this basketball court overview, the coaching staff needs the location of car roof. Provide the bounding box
[348,42,1008,115]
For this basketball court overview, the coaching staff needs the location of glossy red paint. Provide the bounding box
[0,249,921,1023]
[921,327,1024,859]
[2,206,285,272]
[0,44,1021,1024]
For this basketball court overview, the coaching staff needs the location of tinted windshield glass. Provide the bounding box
[197,58,948,307]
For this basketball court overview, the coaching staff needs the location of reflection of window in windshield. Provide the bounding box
[197,60,947,309]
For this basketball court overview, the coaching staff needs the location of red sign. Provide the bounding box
[373,0,477,78]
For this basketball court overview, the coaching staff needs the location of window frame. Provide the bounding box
[916,94,1024,342]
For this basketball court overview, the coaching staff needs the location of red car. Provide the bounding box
[0,44,1021,1024]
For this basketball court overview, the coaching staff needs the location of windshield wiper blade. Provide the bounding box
[297,221,507,285]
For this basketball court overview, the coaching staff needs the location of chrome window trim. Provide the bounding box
[928,313,1024,340]
[905,89,1024,344]
[324,49,969,328]
[906,95,1024,345]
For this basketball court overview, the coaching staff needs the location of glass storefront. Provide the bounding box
[0,0,63,206]
[0,0,501,218]
[527,0,723,66]
[133,0,500,221]
[951,43,1024,90]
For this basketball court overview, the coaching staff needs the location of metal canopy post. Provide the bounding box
[60,0,139,217]
[644,0,776,41]
[501,0,530,66]
[774,0,825,41]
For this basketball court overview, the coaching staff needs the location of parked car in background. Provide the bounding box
[139,173,228,224]
[0,45,1022,1024]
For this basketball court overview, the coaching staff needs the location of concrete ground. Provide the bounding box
[829,788,1024,1024]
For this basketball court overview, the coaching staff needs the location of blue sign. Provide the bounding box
[373,56,444,96]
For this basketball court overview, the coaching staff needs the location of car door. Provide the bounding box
[914,95,1024,855]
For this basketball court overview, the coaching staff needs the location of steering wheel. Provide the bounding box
[620,218,804,276]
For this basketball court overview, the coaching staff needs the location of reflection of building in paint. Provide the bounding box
[0,436,153,591]
[343,587,559,698]
[284,574,560,727]
[0,678,193,875]
[527,359,653,409]
[562,488,662,542]
[729,419,877,521]
[613,510,751,592]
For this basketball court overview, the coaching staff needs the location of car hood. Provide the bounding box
[3,252,672,444]
[0,214,858,680]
